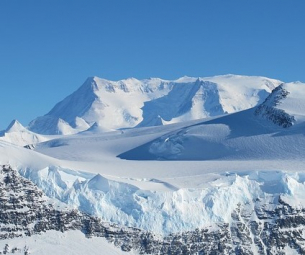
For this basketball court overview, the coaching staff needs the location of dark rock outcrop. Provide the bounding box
[255,85,295,128]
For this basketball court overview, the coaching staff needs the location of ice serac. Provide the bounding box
[28,75,281,135]
[0,119,47,147]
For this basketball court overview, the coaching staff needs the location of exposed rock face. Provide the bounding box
[255,85,295,128]
[1,165,305,254]
[0,165,82,239]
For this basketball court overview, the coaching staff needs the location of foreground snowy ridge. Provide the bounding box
[2,165,305,254]
[18,164,305,236]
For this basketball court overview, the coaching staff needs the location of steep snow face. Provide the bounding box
[0,120,47,146]
[28,75,281,135]
[255,82,305,127]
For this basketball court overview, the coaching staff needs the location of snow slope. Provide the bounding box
[0,120,47,147]
[28,75,281,134]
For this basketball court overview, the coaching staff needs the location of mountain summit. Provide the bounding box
[28,75,282,135]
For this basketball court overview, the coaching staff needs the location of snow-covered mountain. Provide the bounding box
[120,81,305,161]
[0,120,47,147]
[28,75,281,135]
[28,77,173,135]
[2,76,305,254]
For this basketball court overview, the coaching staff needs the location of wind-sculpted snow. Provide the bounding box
[27,75,281,135]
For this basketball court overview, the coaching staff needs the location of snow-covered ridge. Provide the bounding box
[27,75,282,135]
[18,164,305,236]
[5,165,305,254]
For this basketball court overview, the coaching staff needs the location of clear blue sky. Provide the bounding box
[1,0,305,130]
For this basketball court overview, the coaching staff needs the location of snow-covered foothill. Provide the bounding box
[0,119,47,147]
[16,164,305,236]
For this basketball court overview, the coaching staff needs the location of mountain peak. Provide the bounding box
[5,119,26,133]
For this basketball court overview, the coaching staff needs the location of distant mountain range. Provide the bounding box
[26,75,281,135]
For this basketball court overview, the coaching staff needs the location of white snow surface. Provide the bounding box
[28,75,281,134]
[0,230,136,255]
[1,79,305,237]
